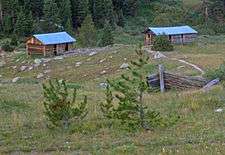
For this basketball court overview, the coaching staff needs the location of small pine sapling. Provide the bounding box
[43,79,87,129]
[101,44,162,130]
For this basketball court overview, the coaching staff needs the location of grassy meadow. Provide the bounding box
[0,35,225,154]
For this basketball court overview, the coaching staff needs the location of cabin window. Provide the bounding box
[148,34,151,38]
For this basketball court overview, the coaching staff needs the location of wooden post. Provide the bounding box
[159,64,165,93]
[43,46,46,57]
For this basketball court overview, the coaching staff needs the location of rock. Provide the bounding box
[20,66,27,71]
[34,59,42,64]
[0,61,6,67]
[99,82,109,88]
[177,66,185,69]
[12,66,17,69]
[54,56,64,60]
[109,56,113,59]
[203,78,220,91]
[34,63,40,67]
[75,62,82,67]
[89,52,97,56]
[12,77,20,83]
[99,59,106,63]
[28,66,34,71]
[101,70,107,74]
[120,63,129,69]
[124,58,127,61]
[37,73,44,79]
[215,108,223,113]
[43,70,51,74]
[154,52,166,59]
[43,64,47,67]
[43,58,51,63]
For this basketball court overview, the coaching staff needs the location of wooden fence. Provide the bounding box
[147,65,210,92]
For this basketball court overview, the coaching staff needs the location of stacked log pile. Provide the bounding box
[147,65,209,91]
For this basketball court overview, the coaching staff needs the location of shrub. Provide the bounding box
[43,79,87,129]
[152,35,173,51]
[205,62,225,81]
[1,41,15,52]
[10,35,18,46]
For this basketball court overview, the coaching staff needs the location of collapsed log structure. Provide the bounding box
[147,65,209,91]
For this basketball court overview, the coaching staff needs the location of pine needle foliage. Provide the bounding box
[43,79,87,129]
[152,35,174,51]
[101,44,163,130]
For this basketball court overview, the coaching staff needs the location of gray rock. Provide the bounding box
[28,66,34,71]
[43,70,51,74]
[154,52,166,59]
[12,77,20,83]
[37,73,44,79]
[215,108,223,113]
[76,62,82,67]
[20,66,27,71]
[0,75,2,78]
[120,63,129,69]
[99,59,106,63]
[12,66,17,69]
[54,56,64,60]
[0,61,6,67]
[34,59,42,64]
[43,64,47,67]
[89,52,97,56]
[101,70,107,74]
[99,82,109,88]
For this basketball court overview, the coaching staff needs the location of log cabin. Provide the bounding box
[26,32,76,56]
[144,25,198,45]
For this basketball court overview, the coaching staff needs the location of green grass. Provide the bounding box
[1,37,225,154]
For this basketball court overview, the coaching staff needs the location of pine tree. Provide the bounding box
[42,0,61,32]
[101,45,162,130]
[43,79,88,129]
[92,0,115,28]
[100,21,114,47]
[71,0,89,28]
[59,0,73,29]
[123,0,138,17]
[117,9,125,27]
[78,15,97,47]
[152,35,174,51]
[15,9,34,37]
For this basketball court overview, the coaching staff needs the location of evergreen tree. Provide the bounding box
[123,0,138,17]
[24,0,44,19]
[78,15,97,47]
[117,9,125,27]
[42,0,61,32]
[43,79,88,129]
[92,0,115,28]
[15,9,34,36]
[152,35,174,51]
[100,21,114,47]
[101,45,162,130]
[71,0,89,28]
[2,15,13,34]
[59,0,72,29]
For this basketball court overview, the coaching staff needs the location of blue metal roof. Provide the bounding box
[33,32,76,45]
[149,26,198,36]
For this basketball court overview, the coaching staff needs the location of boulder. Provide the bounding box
[99,82,109,88]
[54,56,64,60]
[120,63,129,69]
[28,66,34,71]
[154,52,166,59]
[37,73,44,79]
[43,70,51,74]
[34,59,42,64]
[76,62,82,67]
[0,61,6,67]
[99,59,106,63]
[89,52,97,56]
[20,66,27,71]
[101,70,107,74]
[215,108,223,113]
[12,77,20,83]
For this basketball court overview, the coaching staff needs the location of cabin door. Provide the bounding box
[65,44,69,51]
[54,45,57,55]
